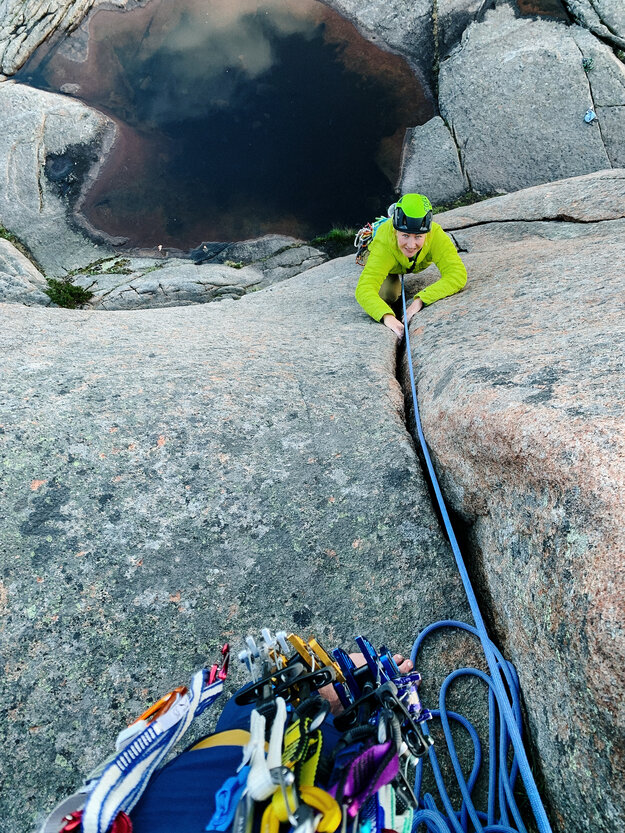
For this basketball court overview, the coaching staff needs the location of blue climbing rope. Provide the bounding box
[401,279,552,833]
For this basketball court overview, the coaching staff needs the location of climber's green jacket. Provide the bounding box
[355,218,467,321]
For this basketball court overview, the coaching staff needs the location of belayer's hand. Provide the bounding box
[382,314,404,339]
[319,652,414,715]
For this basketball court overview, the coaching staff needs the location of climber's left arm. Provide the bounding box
[413,224,467,308]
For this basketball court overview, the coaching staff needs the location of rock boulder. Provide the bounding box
[0,1,137,77]
[0,81,117,276]
[75,259,265,310]
[399,116,468,205]
[437,6,625,194]
[0,237,50,305]
[324,0,435,85]
[436,0,486,58]
[0,0,94,77]
[563,0,625,49]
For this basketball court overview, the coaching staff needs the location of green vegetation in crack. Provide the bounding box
[310,227,356,258]
[44,277,94,309]
[65,257,134,278]
[224,260,245,269]
[433,191,492,215]
[140,263,166,275]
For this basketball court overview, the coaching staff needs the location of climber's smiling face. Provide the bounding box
[396,231,426,259]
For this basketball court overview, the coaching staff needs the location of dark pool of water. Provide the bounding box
[516,0,570,19]
[20,0,432,248]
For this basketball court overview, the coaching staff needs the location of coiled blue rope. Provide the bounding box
[400,279,551,833]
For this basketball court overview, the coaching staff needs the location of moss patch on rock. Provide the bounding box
[310,227,356,259]
[44,277,94,308]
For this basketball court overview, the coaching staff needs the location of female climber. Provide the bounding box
[354,193,467,339]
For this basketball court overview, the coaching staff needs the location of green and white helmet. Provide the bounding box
[389,193,433,234]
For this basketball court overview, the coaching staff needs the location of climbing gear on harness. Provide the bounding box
[229,630,430,833]
[391,193,433,234]
[42,618,551,833]
[58,811,132,833]
[354,216,390,266]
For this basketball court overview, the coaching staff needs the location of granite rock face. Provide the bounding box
[437,6,625,194]
[0,0,134,77]
[254,245,328,287]
[570,26,625,167]
[404,169,625,833]
[0,238,50,305]
[191,236,328,287]
[0,81,117,275]
[53,246,326,311]
[438,167,625,228]
[436,0,486,57]
[563,0,625,49]
[0,0,94,76]
[74,259,265,310]
[399,116,468,205]
[0,256,480,832]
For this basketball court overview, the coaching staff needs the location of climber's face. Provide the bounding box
[396,231,426,258]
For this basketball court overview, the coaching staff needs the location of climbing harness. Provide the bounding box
[400,276,552,832]
[42,634,433,833]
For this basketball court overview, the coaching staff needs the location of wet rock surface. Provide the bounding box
[437,0,486,58]
[404,169,625,833]
[0,79,324,304]
[324,0,435,84]
[3,1,625,268]
[0,1,142,77]
[0,0,94,76]
[0,256,480,832]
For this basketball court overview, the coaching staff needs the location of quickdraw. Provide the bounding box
[354,217,389,265]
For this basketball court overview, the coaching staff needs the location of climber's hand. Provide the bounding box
[404,298,424,326]
[382,314,404,339]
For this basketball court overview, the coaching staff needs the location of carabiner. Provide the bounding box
[209,643,230,684]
